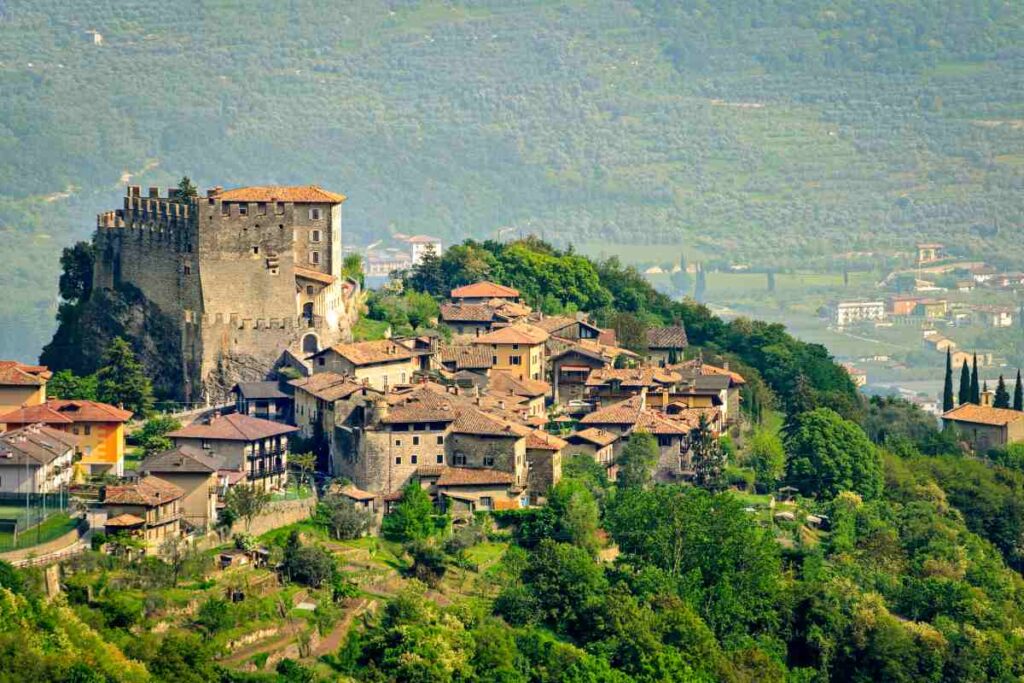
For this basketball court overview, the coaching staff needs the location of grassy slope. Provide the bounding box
[0,0,1021,361]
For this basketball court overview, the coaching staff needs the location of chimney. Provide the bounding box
[981,389,995,408]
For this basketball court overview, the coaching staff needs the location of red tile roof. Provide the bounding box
[0,361,51,386]
[472,324,549,346]
[440,303,497,323]
[103,476,184,507]
[451,281,520,299]
[435,467,515,486]
[315,340,416,366]
[105,513,146,527]
[337,485,377,501]
[579,395,690,435]
[0,425,76,465]
[525,430,567,451]
[436,344,493,370]
[167,413,297,441]
[646,326,688,349]
[568,427,619,447]
[290,373,374,402]
[942,403,1024,427]
[0,400,132,425]
[488,370,550,398]
[217,185,346,203]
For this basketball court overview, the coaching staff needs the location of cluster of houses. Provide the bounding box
[0,280,744,556]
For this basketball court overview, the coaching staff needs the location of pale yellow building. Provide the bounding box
[473,324,549,382]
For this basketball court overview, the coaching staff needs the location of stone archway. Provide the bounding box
[302,333,320,354]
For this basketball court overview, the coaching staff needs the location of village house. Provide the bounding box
[487,370,550,419]
[335,484,380,516]
[671,359,745,423]
[585,367,684,408]
[231,381,294,424]
[450,281,521,305]
[923,331,957,354]
[0,361,51,418]
[0,425,75,494]
[309,340,421,391]
[974,306,1014,328]
[950,350,994,369]
[289,373,381,474]
[138,445,221,530]
[564,427,619,479]
[530,315,603,343]
[433,467,518,517]
[404,234,443,265]
[102,476,184,555]
[524,429,565,500]
[917,243,945,264]
[548,338,638,405]
[646,326,688,366]
[942,399,1024,451]
[0,399,132,477]
[827,301,886,327]
[166,413,296,492]
[472,324,549,382]
[434,343,493,387]
[439,303,502,339]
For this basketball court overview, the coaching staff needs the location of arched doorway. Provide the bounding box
[302,333,319,354]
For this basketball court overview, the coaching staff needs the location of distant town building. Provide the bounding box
[942,399,1024,451]
[917,243,945,264]
[974,306,1014,328]
[404,235,443,264]
[0,425,75,494]
[828,301,886,327]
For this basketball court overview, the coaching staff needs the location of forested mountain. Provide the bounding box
[1,0,1022,361]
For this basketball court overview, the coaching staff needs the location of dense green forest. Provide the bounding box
[1,0,1022,361]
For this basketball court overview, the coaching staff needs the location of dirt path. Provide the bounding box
[312,598,374,657]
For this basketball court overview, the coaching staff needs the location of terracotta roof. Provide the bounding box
[472,324,549,346]
[440,303,497,323]
[435,467,515,486]
[294,266,336,285]
[671,359,744,385]
[105,513,146,527]
[0,425,76,466]
[451,408,521,437]
[530,316,596,334]
[436,344,493,370]
[0,361,51,386]
[451,281,519,299]
[525,430,567,451]
[646,326,688,349]
[488,370,550,398]
[416,464,446,477]
[167,413,297,441]
[290,373,372,402]
[490,300,532,320]
[139,445,222,474]
[217,185,346,203]
[568,427,619,447]
[337,485,377,501]
[0,400,132,425]
[586,367,681,388]
[942,404,1024,427]
[381,388,459,424]
[103,476,184,507]
[579,395,690,435]
[315,340,416,366]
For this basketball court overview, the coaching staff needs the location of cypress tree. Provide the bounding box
[942,348,955,412]
[958,359,972,405]
[1015,370,1023,411]
[971,354,981,404]
[994,375,1010,408]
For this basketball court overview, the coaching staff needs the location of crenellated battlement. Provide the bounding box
[198,312,329,332]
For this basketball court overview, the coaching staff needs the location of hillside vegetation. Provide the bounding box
[1,0,1022,360]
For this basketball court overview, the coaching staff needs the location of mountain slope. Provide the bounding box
[0,0,1021,361]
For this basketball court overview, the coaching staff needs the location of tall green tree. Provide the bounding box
[958,359,972,405]
[691,414,725,491]
[57,242,95,303]
[546,479,601,556]
[744,427,785,492]
[942,348,954,412]
[1015,369,1023,411]
[784,408,883,499]
[971,353,980,404]
[224,483,271,532]
[95,337,154,416]
[381,480,435,541]
[693,264,707,302]
[994,375,1010,408]
[617,431,659,490]
[176,176,198,199]
[47,369,98,400]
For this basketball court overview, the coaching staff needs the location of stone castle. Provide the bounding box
[93,184,359,402]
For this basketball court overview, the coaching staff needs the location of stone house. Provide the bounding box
[231,381,293,424]
[564,427,619,478]
[310,340,420,391]
[671,361,746,424]
[487,370,549,419]
[646,326,688,366]
[440,303,501,340]
[433,467,519,516]
[336,484,379,515]
[524,429,565,501]
[0,425,75,494]
[450,281,521,305]
[167,413,296,491]
[942,402,1024,451]
[434,344,493,388]
[102,476,184,555]
[530,315,603,343]
[0,361,50,418]
[138,445,221,530]
[585,367,684,408]
[0,400,131,477]
[290,372,381,473]
[578,393,698,480]
[473,324,549,383]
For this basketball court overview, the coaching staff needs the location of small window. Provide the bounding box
[306,285,314,295]
[658,436,672,447]
[221,202,230,216]
[310,251,321,265]
[436,454,444,464]
[239,203,248,216]
[395,438,402,446]
[317,357,325,366]
[411,455,418,464]
[257,202,267,215]
[412,436,420,446]
[454,453,467,466]
[510,355,522,366]
[276,202,285,214]
[483,455,495,467]
[183,264,192,275]
[309,207,322,220]
[395,456,402,465]
[492,356,498,365]
[436,435,444,445]
[479,496,493,509]
[201,440,211,450]
[512,344,519,350]
[84,425,92,436]
[311,229,322,243]
[71,426,79,435]
[252,245,260,255]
